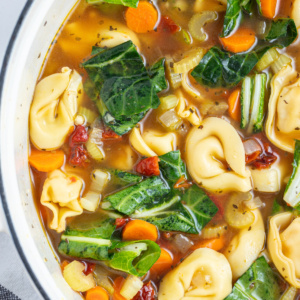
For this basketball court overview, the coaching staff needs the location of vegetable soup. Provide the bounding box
[28,0,300,299]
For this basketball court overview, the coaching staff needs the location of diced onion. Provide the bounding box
[188,11,218,42]
[225,193,255,229]
[201,223,228,239]
[74,115,85,126]
[80,192,100,212]
[159,95,179,111]
[165,57,182,89]
[271,54,292,74]
[243,196,264,210]
[90,169,110,193]
[173,48,206,74]
[256,48,280,72]
[194,0,227,13]
[158,110,183,130]
[281,286,297,300]
[86,139,105,161]
[243,139,262,156]
[120,275,143,300]
[172,234,194,253]
[259,249,271,263]
[94,266,114,294]
[77,107,98,125]
[63,261,95,292]
[207,101,229,115]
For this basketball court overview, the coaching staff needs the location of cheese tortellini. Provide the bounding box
[130,127,177,157]
[292,0,300,29]
[266,65,300,153]
[186,117,251,192]
[41,170,83,233]
[225,209,265,280]
[30,67,82,151]
[268,212,300,288]
[158,248,232,300]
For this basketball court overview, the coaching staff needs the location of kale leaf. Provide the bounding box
[158,150,187,184]
[86,0,139,8]
[221,0,242,37]
[225,256,280,300]
[105,176,170,215]
[83,41,161,135]
[108,240,161,276]
[110,169,142,185]
[148,58,168,93]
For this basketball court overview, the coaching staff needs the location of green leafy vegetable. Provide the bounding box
[158,150,187,184]
[225,256,280,300]
[131,186,218,234]
[271,199,293,215]
[110,169,142,185]
[83,41,160,135]
[241,0,254,14]
[105,176,170,215]
[192,18,297,88]
[221,0,242,37]
[284,140,300,209]
[108,240,161,276]
[58,219,115,261]
[86,0,139,8]
[148,58,168,93]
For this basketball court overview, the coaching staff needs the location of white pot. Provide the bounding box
[0,1,82,299]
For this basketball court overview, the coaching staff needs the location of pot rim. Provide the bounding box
[0,1,49,299]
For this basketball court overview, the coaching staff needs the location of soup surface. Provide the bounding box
[28,0,300,299]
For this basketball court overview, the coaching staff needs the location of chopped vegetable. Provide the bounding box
[243,196,264,210]
[192,235,226,251]
[83,41,160,135]
[63,261,96,292]
[29,149,65,172]
[240,76,253,129]
[225,192,255,229]
[69,145,89,167]
[77,107,98,125]
[251,168,280,192]
[132,282,155,300]
[148,58,168,93]
[113,277,126,300]
[256,48,280,72]
[104,177,170,215]
[228,88,241,122]
[165,57,182,89]
[136,156,160,176]
[159,95,179,111]
[284,140,300,209]
[201,223,228,239]
[150,248,173,274]
[174,176,192,189]
[86,0,139,8]
[158,16,180,34]
[102,127,122,140]
[125,2,158,33]
[86,139,105,161]
[86,286,109,300]
[271,54,292,74]
[220,28,256,53]
[221,0,242,37]
[281,286,297,300]
[188,11,218,42]
[110,169,142,186]
[225,256,280,300]
[259,0,278,19]
[69,125,89,147]
[120,276,143,300]
[173,48,206,74]
[122,220,158,241]
[158,109,183,131]
[93,266,114,295]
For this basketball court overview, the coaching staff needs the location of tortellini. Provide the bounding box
[176,90,202,126]
[130,127,177,157]
[158,248,232,300]
[292,0,300,29]
[41,170,83,233]
[265,65,300,153]
[268,212,300,288]
[224,209,265,280]
[30,67,82,151]
[186,117,251,192]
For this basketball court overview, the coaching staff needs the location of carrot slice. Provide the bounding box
[86,286,109,300]
[191,235,226,251]
[113,277,126,300]
[228,88,241,122]
[122,220,158,241]
[220,28,256,53]
[125,1,158,33]
[150,248,173,274]
[260,0,277,19]
[29,149,65,172]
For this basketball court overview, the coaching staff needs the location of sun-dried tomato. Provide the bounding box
[245,150,261,164]
[69,145,88,167]
[157,16,180,34]
[69,125,89,147]
[133,282,155,300]
[115,218,130,229]
[136,157,160,176]
[82,262,96,276]
[207,193,228,221]
[174,176,193,189]
[247,142,277,169]
[102,127,122,140]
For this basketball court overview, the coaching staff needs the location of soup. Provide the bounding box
[28,0,300,299]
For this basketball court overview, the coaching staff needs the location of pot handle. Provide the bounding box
[0,199,8,233]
